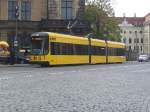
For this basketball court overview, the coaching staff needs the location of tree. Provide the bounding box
[104,17,121,41]
[84,0,121,42]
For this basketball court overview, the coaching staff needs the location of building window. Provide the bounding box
[21,1,31,20]
[134,46,136,50]
[123,38,126,43]
[124,31,126,34]
[137,38,139,43]
[140,31,142,33]
[134,46,139,52]
[49,0,57,18]
[134,38,136,43]
[61,0,72,19]
[137,46,139,52]
[0,32,8,41]
[141,46,142,51]
[8,0,17,20]
[129,38,132,44]
[129,31,132,34]
[134,38,139,43]
[141,38,143,43]
[129,46,131,50]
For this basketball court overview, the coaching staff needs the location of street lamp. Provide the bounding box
[9,5,19,65]
[104,32,108,63]
[15,5,19,44]
[14,5,19,63]
[86,33,93,64]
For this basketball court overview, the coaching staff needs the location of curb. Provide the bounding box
[0,64,31,67]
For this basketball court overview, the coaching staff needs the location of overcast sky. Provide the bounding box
[113,0,150,17]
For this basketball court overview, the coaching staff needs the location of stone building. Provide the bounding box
[117,13,150,57]
[143,13,150,56]
[0,0,44,48]
[42,0,83,20]
[0,0,89,48]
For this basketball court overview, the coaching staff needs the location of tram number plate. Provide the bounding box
[50,38,56,41]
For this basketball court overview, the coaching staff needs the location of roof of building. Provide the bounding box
[116,17,145,26]
[145,13,150,17]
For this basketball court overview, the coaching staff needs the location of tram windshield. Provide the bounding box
[31,36,48,55]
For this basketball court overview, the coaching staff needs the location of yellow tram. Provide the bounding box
[30,32,126,66]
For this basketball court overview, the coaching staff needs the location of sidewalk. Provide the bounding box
[125,61,138,63]
[0,64,31,67]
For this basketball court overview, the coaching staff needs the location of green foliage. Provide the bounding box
[84,0,121,42]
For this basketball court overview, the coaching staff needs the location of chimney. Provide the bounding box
[123,13,126,18]
[134,13,136,17]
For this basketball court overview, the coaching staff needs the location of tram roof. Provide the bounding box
[31,32,125,48]
[48,32,88,40]
[107,41,125,48]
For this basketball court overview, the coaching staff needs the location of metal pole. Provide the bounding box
[16,16,18,42]
[14,12,18,64]
[87,33,93,64]
[104,34,108,64]
[88,36,91,64]
[14,4,19,64]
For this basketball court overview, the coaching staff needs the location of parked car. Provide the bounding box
[137,54,149,62]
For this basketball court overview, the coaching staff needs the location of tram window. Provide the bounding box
[31,37,49,55]
[51,43,56,55]
[73,45,77,55]
[74,44,88,55]
[92,46,105,55]
[108,48,125,56]
[60,44,66,55]
[113,48,117,56]
[108,48,111,56]
[117,48,125,56]
[67,44,73,55]
[51,43,60,55]
[51,42,88,55]
[108,48,117,56]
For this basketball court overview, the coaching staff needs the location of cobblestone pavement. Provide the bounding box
[1,62,150,112]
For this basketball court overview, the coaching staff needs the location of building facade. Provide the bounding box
[143,14,150,56]
[117,14,150,57]
[40,0,88,34]
[118,17,144,54]
[0,0,89,49]
[0,0,43,21]
[42,0,82,20]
